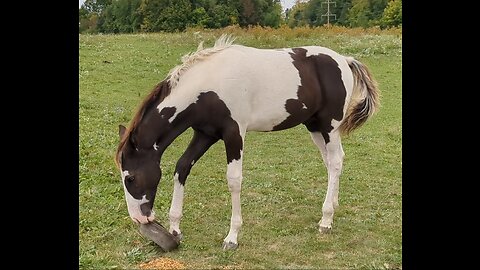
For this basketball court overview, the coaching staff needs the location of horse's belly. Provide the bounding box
[246,104,313,132]
[244,88,317,132]
[246,110,292,131]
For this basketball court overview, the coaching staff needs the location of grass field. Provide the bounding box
[79,26,402,269]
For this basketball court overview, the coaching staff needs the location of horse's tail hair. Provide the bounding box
[339,57,380,135]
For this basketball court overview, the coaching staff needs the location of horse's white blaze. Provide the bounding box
[121,170,154,224]
[169,173,184,235]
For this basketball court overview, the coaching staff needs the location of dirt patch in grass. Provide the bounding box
[139,257,185,269]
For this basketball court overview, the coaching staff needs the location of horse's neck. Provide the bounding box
[155,122,190,156]
[135,91,194,156]
[135,111,192,157]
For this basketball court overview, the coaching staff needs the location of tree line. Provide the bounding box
[79,0,402,34]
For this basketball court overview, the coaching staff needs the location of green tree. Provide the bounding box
[207,4,239,28]
[337,0,352,25]
[286,0,308,28]
[287,0,352,27]
[79,7,100,33]
[88,0,282,33]
[83,0,113,13]
[380,0,401,28]
[138,0,192,32]
[303,0,322,26]
[260,0,282,27]
[97,4,117,32]
[190,7,211,27]
[238,0,260,26]
[80,0,113,33]
[115,0,142,32]
[347,0,388,27]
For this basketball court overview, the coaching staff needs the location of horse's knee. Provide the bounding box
[326,144,343,170]
[226,159,242,192]
[227,176,242,192]
[327,155,342,172]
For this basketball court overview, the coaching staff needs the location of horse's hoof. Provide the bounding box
[222,241,238,250]
[171,230,183,241]
[319,225,332,234]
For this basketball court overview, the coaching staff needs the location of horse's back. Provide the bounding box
[168,44,354,132]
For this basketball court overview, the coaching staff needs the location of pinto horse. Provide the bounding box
[115,35,379,250]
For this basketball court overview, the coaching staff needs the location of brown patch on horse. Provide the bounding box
[273,48,347,144]
[176,91,242,164]
[115,80,172,168]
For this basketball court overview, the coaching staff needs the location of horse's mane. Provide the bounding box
[115,80,171,168]
[167,34,236,88]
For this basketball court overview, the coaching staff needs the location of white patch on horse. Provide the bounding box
[191,160,195,166]
[153,142,159,151]
[121,170,153,224]
[159,40,353,132]
[302,103,307,109]
[157,40,354,142]
[157,45,303,130]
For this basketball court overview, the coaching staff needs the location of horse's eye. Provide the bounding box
[126,176,135,183]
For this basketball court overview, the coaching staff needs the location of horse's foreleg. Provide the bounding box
[169,130,218,239]
[222,125,245,250]
[169,174,184,239]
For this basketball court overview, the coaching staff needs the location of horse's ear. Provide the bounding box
[119,125,127,139]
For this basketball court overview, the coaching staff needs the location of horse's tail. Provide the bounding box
[339,57,380,135]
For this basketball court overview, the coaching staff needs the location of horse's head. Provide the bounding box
[116,125,161,224]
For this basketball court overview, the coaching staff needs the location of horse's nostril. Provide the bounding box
[140,203,152,216]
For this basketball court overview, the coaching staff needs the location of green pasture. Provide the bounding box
[80,27,402,269]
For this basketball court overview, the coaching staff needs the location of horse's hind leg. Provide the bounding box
[310,130,344,233]
[310,132,339,208]
[310,132,328,169]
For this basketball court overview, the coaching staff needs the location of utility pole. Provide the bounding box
[321,0,336,26]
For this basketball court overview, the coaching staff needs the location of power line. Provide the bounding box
[321,0,336,26]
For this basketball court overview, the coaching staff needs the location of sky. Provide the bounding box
[280,0,296,10]
[79,0,297,10]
